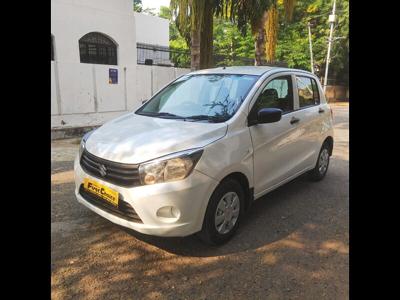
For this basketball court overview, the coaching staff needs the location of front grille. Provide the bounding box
[79,185,143,223]
[80,149,140,187]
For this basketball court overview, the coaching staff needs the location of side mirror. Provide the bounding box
[257,108,282,124]
[142,99,148,104]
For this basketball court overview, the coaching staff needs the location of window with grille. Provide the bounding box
[79,32,117,65]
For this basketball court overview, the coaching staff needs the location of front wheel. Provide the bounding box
[308,142,331,181]
[197,178,244,245]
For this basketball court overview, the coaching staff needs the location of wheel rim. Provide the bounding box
[214,191,240,234]
[318,148,329,174]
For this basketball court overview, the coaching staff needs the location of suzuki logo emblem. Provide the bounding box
[99,164,107,177]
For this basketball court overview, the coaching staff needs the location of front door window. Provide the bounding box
[253,75,294,114]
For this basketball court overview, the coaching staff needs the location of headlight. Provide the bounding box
[79,130,95,158]
[139,148,203,185]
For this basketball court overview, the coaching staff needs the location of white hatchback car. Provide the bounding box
[74,66,334,245]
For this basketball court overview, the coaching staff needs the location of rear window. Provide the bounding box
[311,78,320,104]
[296,76,320,108]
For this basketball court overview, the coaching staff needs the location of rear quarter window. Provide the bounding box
[296,76,320,108]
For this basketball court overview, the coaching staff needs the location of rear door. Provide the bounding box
[291,74,325,171]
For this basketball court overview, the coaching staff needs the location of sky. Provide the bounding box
[141,0,170,13]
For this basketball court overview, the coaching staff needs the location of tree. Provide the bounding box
[240,0,294,65]
[159,6,190,68]
[213,18,254,66]
[218,0,296,65]
[200,0,214,69]
[133,0,142,12]
[171,0,216,70]
[168,0,348,86]
[215,0,271,65]
[189,0,205,70]
[275,0,349,84]
[158,5,171,19]
[171,0,272,69]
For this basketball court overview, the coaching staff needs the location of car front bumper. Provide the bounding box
[74,155,219,237]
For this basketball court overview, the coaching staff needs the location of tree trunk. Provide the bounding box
[254,28,265,66]
[200,0,213,69]
[191,26,201,71]
[190,0,205,71]
[254,11,268,66]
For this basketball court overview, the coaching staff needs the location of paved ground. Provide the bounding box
[51,103,349,300]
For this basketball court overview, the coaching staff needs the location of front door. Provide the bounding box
[249,74,303,195]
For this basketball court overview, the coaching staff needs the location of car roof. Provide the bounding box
[188,66,313,76]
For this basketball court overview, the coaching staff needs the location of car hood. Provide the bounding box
[85,112,227,164]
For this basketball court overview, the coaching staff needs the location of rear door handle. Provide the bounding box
[290,117,300,124]
[318,108,325,113]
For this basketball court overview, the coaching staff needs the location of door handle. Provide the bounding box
[318,108,325,113]
[290,117,300,124]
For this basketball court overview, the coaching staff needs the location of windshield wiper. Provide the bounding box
[156,112,186,118]
[185,115,228,123]
[138,111,227,122]
[138,111,186,119]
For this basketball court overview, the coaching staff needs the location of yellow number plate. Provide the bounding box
[83,178,119,207]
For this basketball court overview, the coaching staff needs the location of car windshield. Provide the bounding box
[136,74,259,122]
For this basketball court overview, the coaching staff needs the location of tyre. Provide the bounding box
[308,142,331,181]
[198,178,245,245]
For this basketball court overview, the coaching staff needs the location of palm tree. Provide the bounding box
[241,0,273,66]
[264,0,296,63]
[171,0,214,70]
[200,0,214,69]
[219,0,296,65]
[171,0,296,69]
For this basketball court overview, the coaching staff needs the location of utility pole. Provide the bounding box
[323,0,337,93]
[307,22,314,74]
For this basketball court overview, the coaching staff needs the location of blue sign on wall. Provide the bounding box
[109,68,118,84]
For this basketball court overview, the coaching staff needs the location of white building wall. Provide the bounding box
[51,0,137,128]
[134,12,169,47]
[51,0,190,130]
[136,65,153,103]
[52,65,190,129]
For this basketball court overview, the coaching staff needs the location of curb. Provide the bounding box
[51,125,100,140]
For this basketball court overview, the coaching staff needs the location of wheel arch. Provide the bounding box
[324,136,334,156]
[219,172,253,212]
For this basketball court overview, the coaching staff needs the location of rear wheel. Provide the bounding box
[308,142,330,181]
[198,178,244,245]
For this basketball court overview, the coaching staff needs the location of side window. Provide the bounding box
[296,76,320,107]
[311,78,320,104]
[253,75,294,113]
